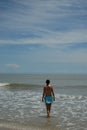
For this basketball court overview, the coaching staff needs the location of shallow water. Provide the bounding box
[0,74,87,130]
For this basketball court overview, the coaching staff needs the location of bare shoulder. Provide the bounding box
[49,85,54,90]
[50,85,53,88]
[44,86,46,88]
[44,85,53,89]
[43,86,46,90]
[50,86,54,91]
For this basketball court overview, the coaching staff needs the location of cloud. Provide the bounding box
[0,0,87,48]
[0,29,87,46]
[0,0,87,32]
[0,0,87,73]
[6,64,20,68]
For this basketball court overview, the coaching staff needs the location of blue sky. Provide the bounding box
[0,0,87,73]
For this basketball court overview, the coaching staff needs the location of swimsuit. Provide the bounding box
[44,96,53,104]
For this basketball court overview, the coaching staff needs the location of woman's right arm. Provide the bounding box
[51,87,55,101]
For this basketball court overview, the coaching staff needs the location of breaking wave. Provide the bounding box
[0,83,10,87]
[0,82,40,89]
[0,82,87,89]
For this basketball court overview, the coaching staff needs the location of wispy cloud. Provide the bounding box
[6,64,20,68]
[0,0,87,37]
[0,29,87,45]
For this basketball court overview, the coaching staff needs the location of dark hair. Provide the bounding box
[46,79,50,85]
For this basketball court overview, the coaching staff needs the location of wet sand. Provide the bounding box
[0,127,61,130]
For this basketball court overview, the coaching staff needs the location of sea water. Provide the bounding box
[0,74,87,130]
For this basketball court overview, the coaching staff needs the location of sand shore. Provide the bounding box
[0,127,61,130]
[0,124,61,130]
[0,123,62,130]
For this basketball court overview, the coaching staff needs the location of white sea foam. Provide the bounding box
[0,82,10,87]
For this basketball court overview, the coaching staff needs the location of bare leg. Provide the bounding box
[46,104,51,117]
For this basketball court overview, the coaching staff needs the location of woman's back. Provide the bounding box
[44,85,53,96]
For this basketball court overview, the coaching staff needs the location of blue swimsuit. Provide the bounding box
[44,96,53,104]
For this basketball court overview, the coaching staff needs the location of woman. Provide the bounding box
[42,79,55,117]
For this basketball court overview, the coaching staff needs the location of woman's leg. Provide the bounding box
[46,103,51,117]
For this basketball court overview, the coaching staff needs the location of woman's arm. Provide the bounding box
[51,87,55,101]
[42,87,45,102]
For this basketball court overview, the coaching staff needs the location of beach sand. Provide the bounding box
[0,121,61,130]
[0,126,61,130]
[0,115,61,130]
[0,128,14,130]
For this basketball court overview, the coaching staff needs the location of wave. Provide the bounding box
[56,93,87,100]
[0,82,87,88]
[0,82,40,89]
[0,83,10,87]
[63,85,87,89]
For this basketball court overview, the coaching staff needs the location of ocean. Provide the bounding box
[0,74,87,130]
